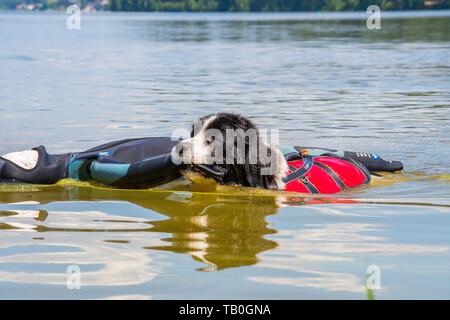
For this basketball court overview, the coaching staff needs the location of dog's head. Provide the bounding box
[172,113,288,190]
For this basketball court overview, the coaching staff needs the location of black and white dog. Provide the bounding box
[172,113,289,190]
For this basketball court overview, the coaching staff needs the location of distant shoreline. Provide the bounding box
[3,9,450,13]
[2,9,450,18]
[4,8,450,12]
[2,9,450,23]
[3,0,449,13]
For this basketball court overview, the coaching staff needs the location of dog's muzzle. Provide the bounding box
[192,164,228,184]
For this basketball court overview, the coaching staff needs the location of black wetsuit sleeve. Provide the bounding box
[111,153,183,188]
[72,137,184,188]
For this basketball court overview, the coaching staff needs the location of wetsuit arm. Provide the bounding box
[88,153,183,188]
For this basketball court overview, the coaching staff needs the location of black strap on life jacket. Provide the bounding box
[321,153,371,184]
[282,156,320,194]
[282,156,314,184]
[299,176,319,194]
[314,161,346,189]
[340,157,371,184]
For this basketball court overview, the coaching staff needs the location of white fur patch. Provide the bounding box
[2,150,39,170]
[271,146,289,190]
[173,115,217,165]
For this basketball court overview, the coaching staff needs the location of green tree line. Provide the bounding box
[110,0,450,11]
[2,0,449,11]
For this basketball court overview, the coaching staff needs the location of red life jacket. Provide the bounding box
[283,156,371,194]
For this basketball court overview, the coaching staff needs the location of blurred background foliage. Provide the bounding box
[2,0,449,12]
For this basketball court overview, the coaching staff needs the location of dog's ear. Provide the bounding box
[243,164,261,188]
[261,174,279,190]
[242,163,279,190]
[191,113,215,137]
[252,142,288,191]
[243,164,279,190]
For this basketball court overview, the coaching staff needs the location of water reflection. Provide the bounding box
[250,219,448,294]
[0,183,449,297]
[0,205,163,286]
[132,16,450,43]
[0,184,281,287]
[145,192,279,271]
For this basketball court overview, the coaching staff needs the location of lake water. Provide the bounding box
[0,11,449,299]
